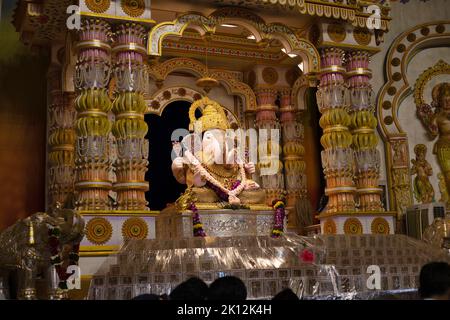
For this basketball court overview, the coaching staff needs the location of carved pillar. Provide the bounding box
[74,19,113,210]
[111,23,149,210]
[48,90,76,209]
[280,88,306,230]
[316,48,356,213]
[255,87,284,205]
[347,51,384,212]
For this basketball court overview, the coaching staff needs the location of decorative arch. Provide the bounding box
[147,8,320,75]
[148,57,258,111]
[291,75,309,110]
[146,85,240,128]
[377,21,450,216]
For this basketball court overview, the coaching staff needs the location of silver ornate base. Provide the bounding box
[156,207,287,239]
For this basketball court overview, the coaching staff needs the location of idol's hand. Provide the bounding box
[245,162,256,174]
[172,157,184,170]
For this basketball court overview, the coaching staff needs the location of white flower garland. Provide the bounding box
[184,150,247,204]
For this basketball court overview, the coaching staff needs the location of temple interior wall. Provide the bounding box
[371,0,450,208]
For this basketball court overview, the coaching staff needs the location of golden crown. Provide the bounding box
[189,96,229,132]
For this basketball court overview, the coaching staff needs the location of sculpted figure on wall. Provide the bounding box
[411,144,434,203]
[417,83,450,203]
[438,173,449,206]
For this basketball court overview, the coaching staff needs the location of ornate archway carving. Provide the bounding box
[147,8,320,75]
[146,85,240,128]
[147,57,258,111]
[291,75,309,110]
[377,21,450,216]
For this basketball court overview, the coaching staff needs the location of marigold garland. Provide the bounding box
[189,202,206,237]
[271,198,286,238]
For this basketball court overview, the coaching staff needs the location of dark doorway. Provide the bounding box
[144,101,191,211]
[303,87,326,216]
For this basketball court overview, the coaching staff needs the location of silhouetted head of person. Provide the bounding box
[131,294,161,300]
[208,276,247,300]
[419,261,450,300]
[272,288,299,300]
[170,277,209,300]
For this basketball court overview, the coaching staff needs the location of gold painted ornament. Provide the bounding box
[262,67,278,85]
[353,27,371,46]
[344,218,363,235]
[323,219,337,235]
[327,23,346,43]
[85,0,111,13]
[371,217,390,235]
[86,218,113,245]
[121,0,145,17]
[122,217,148,240]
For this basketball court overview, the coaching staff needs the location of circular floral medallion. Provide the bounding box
[122,217,148,240]
[285,68,300,86]
[150,100,160,110]
[327,23,346,43]
[121,0,145,17]
[86,218,113,245]
[343,218,363,235]
[262,67,278,85]
[323,219,337,235]
[353,27,371,46]
[371,218,390,235]
[85,0,111,13]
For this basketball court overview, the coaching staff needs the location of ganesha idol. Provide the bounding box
[171,97,267,208]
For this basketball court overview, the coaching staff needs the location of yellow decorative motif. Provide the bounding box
[85,218,113,245]
[327,23,346,43]
[122,217,148,240]
[413,60,450,108]
[85,0,111,13]
[353,27,371,46]
[344,218,363,235]
[323,219,337,235]
[262,67,278,85]
[371,217,390,235]
[121,0,145,17]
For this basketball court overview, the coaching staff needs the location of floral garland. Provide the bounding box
[48,226,80,290]
[184,150,289,239]
[188,202,206,237]
[271,199,286,238]
[184,150,247,205]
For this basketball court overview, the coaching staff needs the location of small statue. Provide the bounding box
[171,97,266,207]
[417,82,450,200]
[0,208,84,299]
[437,172,449,206]
[411,144,434,203]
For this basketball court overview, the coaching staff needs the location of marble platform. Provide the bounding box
[156,206,287,239]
